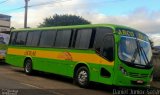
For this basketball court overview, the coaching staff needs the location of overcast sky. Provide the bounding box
[0,0,160,46]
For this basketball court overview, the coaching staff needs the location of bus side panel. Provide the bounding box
[88,63,100,82]
[6,54,75,78]
[6,54,25,67]
[76,63,114,85]
[98,65,114,85]
[32,57,75,77]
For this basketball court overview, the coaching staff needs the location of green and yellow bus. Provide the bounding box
[6,24,153,87]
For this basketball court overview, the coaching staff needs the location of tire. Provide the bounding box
[24,59,33,75]
[75,66,89,88]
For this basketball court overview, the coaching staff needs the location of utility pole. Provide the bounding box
[24,0,29,28]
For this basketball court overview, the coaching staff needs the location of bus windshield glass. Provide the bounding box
[118,36,152,67]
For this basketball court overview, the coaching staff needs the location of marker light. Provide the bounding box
[119,66,127,75]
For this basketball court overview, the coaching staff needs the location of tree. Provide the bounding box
[39,14,91,27]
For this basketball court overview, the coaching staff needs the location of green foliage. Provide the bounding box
[39,14,91,27]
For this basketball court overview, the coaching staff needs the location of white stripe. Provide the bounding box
[21,83,65,95]
[20,83,41,89]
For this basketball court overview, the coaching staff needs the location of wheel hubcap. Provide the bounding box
[78,70,88,84]
[25,62,31,73]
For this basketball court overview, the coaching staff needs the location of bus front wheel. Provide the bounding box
[75,66,89,88]
[24,59,33,75]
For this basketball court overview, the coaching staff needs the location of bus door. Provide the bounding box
[94,28,115,84]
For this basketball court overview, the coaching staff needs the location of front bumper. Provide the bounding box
[113,73,151,87]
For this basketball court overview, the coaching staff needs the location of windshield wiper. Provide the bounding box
[131,48,138,63]
[131,37,142,65]
[139,46,150,65]
[136,39,151,67]
[132,38,151,68]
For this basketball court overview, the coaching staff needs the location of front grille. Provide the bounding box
[128,72,149,78]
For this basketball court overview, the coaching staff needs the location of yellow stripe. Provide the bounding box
[7,48,114,65]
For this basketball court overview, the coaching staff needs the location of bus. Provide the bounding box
[0,33,10,62]
[6,24,153,87]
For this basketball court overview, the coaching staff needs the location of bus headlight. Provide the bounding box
[119,66,127,75]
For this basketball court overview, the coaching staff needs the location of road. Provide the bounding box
[0,63,114,95]
[0,63,159,95]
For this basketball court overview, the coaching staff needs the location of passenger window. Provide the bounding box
[55,30,72,48]
[75,29,92,49]
[39,31,56,47]
[10,32,17,45]
[26,31,41,46]
[15,32,28,45]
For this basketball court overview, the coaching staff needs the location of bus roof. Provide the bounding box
[12,24,148,37]
[12,24,135,32]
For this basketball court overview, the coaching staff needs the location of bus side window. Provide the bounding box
[26,31,41,47]
[75,29,92,49]
[101,34,114,61]
[54,30,72,48]
[10,32,17,45]
[15,31,28,45]
[94,27,114,61]
[39,31,56,47]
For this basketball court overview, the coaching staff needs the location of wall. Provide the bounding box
[0,14,11,33]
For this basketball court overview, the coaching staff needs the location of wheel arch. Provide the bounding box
[73,62,90,78]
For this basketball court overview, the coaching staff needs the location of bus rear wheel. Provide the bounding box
[75,66,89,88]
[24,59,33,75]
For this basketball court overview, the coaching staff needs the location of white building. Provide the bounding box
[0,14,11,33]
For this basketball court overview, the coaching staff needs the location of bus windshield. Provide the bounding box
[118,36,152,67]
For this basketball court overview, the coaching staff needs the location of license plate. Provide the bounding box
[137,80,144,84]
